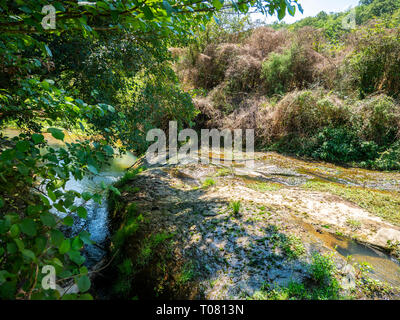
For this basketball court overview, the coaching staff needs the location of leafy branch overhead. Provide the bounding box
[0,0,302,34]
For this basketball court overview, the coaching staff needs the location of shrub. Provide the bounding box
[194,44,240,89]
[209,85,235,114]
[371,141,400,171]
[262,90,351,142]
[309,252,337,286]
[225,54,261,93]
[261,43,317,95]
[352,95,400,146]
[345,22,400,98]
[309,127,379,163]
[244,27,289,59]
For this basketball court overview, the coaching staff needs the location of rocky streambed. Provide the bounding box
[99,149,400,300]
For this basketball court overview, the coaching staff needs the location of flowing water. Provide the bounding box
[2,128,137,267]
[299,220,400,288]
[61,153,137,266]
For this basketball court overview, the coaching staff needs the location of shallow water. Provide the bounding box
[300,221,400,288]
[2,128,137,266]
[62,152,136,266]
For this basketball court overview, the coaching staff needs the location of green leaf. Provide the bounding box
[109,186,121,196]
[212,0,223,10]
[16,140,30,152]
[0,197,3,208]
[72,237,84,251]
[63,216,74,226]
[87,165,98,175]
[142,5,154,19]
[19,6,32,13]
[68,250,85,265]
[77,207,87,219]
[20,219,37,237]
[0,220,8,234]
[35,236,47,252]
[278,5,287,20]
[40,212,56,227]
[79,231,93,245]
[14,239,24,251]
[79,266,88,275]
[52,257,63,268]
[287,3,296,16]
[9,224,20,238]
[7,242,17,254]
[76,275,91,293]
[47,128,65,141]
[62,294,78,300]
[47,190,56,202]
[40,194,50,206]
[81,192,92,201]
[51,229,64,246]
[21,249,36,261]
[59,239,71,254]
[27,205,42,216]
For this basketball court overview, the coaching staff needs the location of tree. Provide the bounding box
[0,0,302,300]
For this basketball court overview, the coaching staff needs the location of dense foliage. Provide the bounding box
[176,0,400,170]
[0,0,302,300]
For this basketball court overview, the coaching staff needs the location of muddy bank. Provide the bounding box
[99,150,400,300]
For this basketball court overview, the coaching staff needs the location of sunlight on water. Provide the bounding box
[2,128,137,266]
[60,152,137,266]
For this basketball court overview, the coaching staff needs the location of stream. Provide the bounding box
[2,128,137,267]
[61,153,137,267]
[3,128,400,294]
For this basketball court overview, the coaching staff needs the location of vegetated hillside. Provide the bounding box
[174,0,400,170]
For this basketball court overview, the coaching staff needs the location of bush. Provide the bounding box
[261,43,317,95]
[345,22,400,98]
[352,95,400,146]
[309,252,337,286]
[309,127,379,163]
[194,44,240,89]
[225,54,261,93]
[262,90,351,141]
[244,27,289,59]
[371,142,400,171]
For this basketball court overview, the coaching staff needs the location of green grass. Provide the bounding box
[229,200,241,215]
[303,180,400,226]
[250,252,342,300]
[202,178,216,189]
[176,262,196,286]
[137,232,175,267]
[281,235,306,260]
[248,182,284,192]
[215,168,232,177]
[346,218,362,230]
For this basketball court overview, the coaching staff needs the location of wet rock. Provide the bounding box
[372,228,400,247]
[110,149,400,300]
[341,264,356,290]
